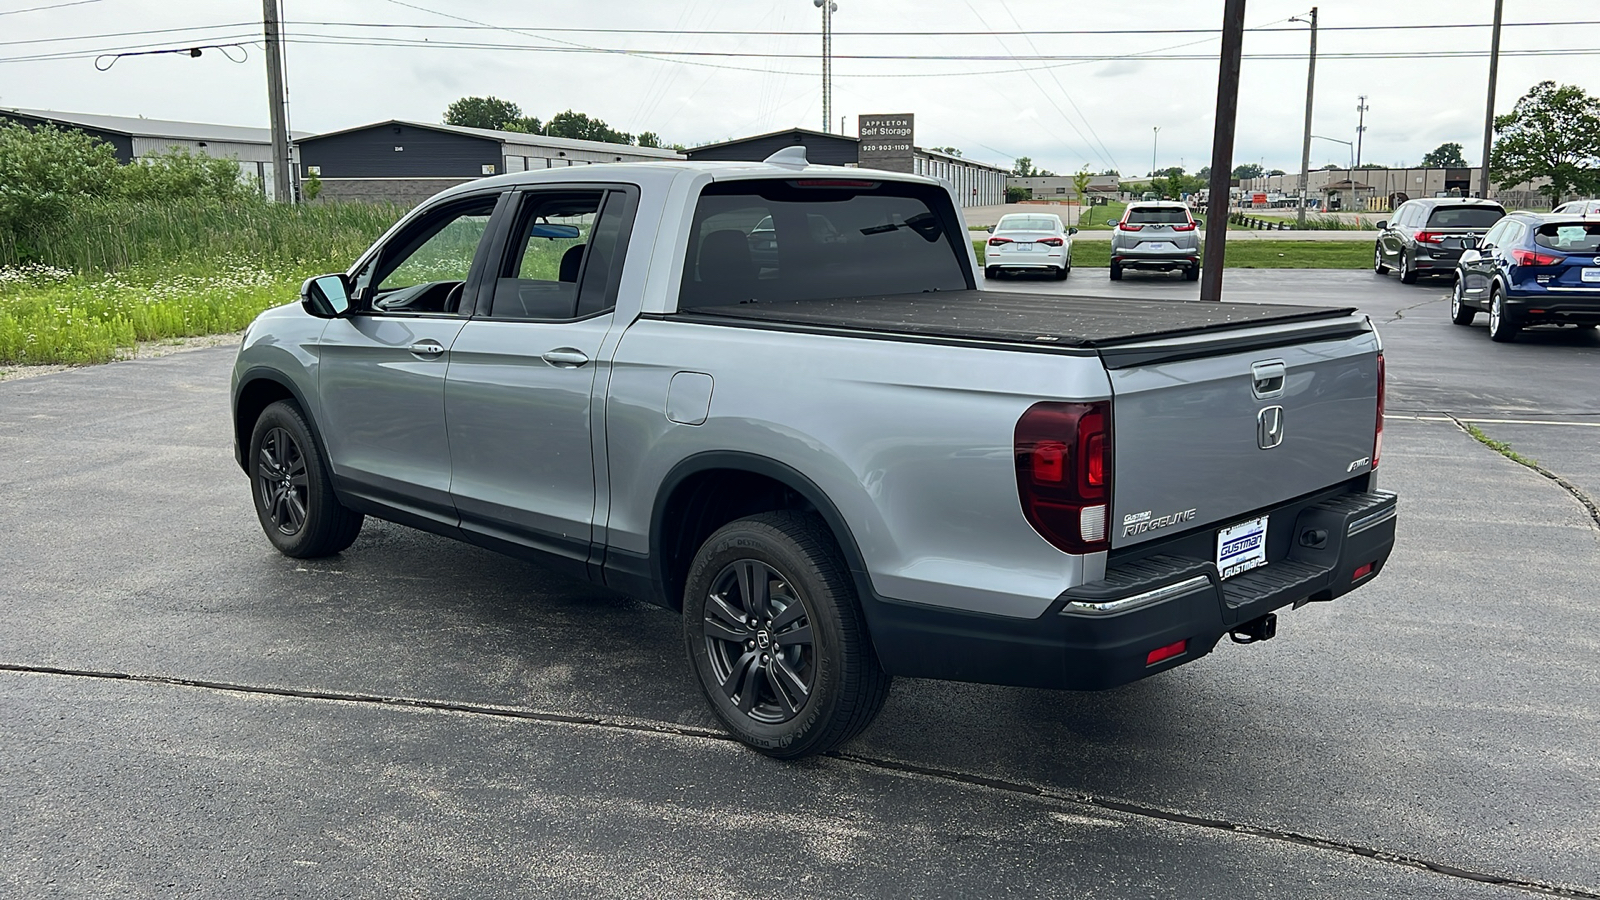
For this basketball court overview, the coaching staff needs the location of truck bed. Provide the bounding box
[679,290,1359,351]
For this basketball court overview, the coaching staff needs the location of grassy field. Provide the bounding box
[974,239,1372,269]
[0,200,402,366]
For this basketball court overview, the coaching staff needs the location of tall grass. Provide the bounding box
[0,199,406,366]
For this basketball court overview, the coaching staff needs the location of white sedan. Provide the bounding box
[984,213,1077,280]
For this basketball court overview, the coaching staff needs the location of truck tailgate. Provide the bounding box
[1106,325,1380,550]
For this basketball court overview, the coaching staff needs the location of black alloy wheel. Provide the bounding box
[257,427,308,535]
[682,511,890,758]
[248,400,364,558]
[701,559,816,724]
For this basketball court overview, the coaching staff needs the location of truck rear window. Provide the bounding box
[1534,222,1600,253]
[679,180,969,307]
[1425,206,1503,229]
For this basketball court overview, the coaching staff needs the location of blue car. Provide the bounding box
[1453,211,1600,342]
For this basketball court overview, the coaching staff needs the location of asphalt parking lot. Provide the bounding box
[2,269,1597,899]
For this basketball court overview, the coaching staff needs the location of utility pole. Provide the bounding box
[263,0,293,202]
[1201,0,1247,302]
[1479,0,1504,198]
[814,0,837,133]
[1291,7,1318,229]
[1354,94,1369,168]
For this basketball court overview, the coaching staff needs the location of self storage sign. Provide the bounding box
[858,113,915,173]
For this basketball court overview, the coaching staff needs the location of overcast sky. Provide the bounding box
[2,0,1596,175]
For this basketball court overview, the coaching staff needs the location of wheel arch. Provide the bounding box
[641,451,873,615]
[233,368,330,475]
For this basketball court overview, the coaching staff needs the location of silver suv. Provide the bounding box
[1108,201,1200,281]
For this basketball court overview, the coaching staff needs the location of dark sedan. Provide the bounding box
[1374,198,1505,284]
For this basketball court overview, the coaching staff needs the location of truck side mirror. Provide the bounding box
[301,273,352,318]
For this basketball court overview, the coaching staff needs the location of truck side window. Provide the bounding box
[487,189,635,320]
[365,195,498,315]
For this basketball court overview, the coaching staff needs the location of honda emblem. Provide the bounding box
[1257,406,1285,449]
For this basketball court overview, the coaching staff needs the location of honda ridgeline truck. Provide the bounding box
[231,149,1397,758]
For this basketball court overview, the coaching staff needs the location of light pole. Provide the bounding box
[1151,126,1160,180]
[1313,135,1353,169]
[1478,0,1503,198]
[1289,7,1318,229]
[1355,95,1369,168]
[814,0,838,133]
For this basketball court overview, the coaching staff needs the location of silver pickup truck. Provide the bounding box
[232,151,1396,758]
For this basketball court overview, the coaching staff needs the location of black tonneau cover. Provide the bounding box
[679,290,1358,350]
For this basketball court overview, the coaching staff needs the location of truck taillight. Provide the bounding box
[1373,353,1385,470]
[1015,401,1111,554]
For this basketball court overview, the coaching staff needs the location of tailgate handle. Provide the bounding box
[1251,360,1286,399]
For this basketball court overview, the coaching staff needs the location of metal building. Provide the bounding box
[0,107,304,199]
[296,120,684,204]
[684,127,1006,208]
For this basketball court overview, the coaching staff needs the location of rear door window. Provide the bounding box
[1534,222,1600,253]
[1126,207,1191,225]
[1425,206,1504,229]
[486,189,635,320]
[679,179,969,308]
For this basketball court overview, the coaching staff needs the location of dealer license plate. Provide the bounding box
[1582,268,1600,283]
[1143,241,1174,252]
[1216,515,1269,580]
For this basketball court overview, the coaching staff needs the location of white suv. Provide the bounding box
[1108,201,1201,281]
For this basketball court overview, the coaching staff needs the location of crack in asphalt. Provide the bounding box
[1383,292,1448,323]
[1445,414,1600,532]
[4,661,1597,899]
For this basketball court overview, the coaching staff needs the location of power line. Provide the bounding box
[0,0,107,16]
[0,23,253,47]
[274,19,1600,36]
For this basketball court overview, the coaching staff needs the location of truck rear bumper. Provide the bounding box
[867,490,1397,690]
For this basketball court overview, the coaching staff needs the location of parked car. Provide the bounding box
[1551,199,1600,217]
[1451,211,1600,341]
[984,213,1076,279]
[1108,201,1201,281]
[1374,198,1505,284]
[233,151,1396,758]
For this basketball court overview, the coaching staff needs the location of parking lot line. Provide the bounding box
[1389,415,1600,428]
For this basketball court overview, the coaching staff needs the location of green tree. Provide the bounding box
[1268,168,1286,176]
[636,131,663,148]
[302,170,322,201]
[1013,156,1036,177]
[930,146,962,157]
[545,110,632,145]
[502,116,543,135]
[1420,142,1468,168]
[1005,185,1029,203]
[443,96,524,131]
[1231,163,1264,180]
[118,147,257,203]
[1072,167,1092,204]
[0,121,120,237]
[1491,80,1600,202]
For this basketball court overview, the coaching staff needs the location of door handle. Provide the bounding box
[409,340,445,358]
[541,348,590,368]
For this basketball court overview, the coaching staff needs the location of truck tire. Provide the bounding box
[1373,243,1390,275]
[682,511,890,758]
[249,400,364,558]
[1109,262,1123,281]
[1488,287,1519,343]
[1450,278,1476,325]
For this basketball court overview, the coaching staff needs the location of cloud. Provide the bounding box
[1095,59,1145,78]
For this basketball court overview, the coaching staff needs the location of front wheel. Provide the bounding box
[682,511,890,758]
[1450,277,1476,325]
[1488,287,1520,343]
[249,400,364,558]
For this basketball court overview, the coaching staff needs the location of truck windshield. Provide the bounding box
[679,180,969,307]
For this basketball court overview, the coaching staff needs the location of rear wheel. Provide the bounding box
[1373,243,1390,275]
[1183,265,1200,282]
[1450,277,1476,325]
[1488,286,1520,343]
[984,266,998,279]
[682,511,890,759]
[249,400,363,558]
[1398,250,1418,284]
[1055,262,1070,280]
[1109,262,1123,281]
